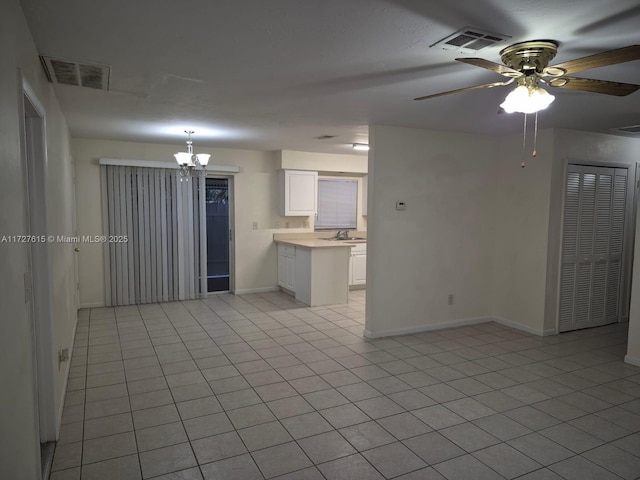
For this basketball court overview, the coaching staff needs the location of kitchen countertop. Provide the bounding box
[274,238,364,248]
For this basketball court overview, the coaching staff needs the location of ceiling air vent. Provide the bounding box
[39,55,111,90]
[431,27,511,53]
[611,124,640,135]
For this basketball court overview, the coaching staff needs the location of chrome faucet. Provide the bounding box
[336,230,349,240]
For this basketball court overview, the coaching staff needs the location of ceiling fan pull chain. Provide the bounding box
[521,113,527,168]
[532,111,538,158]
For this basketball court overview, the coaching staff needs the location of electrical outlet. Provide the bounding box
[286,221,290,228]
[448,294,454,305]
[303,220,309,228]
[252,221,258,230]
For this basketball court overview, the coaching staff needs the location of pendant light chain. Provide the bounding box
[521,113,527,169]
[532,111,539,158]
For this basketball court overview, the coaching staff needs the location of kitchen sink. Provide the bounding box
[323,237,366,242]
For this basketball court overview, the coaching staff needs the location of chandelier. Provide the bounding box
[174,130,210,179]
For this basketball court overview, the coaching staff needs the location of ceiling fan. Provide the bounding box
[414,41,640,113]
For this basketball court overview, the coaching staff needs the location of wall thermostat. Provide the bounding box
[396,201,406,211]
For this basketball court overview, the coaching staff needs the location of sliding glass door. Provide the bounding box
[206,178,230,292]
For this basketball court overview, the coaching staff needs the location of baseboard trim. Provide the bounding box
[624,354,640,367]
[492,316,557,337]
[364,315,558,339]
[364,316,494,339]
[233,287,281,295]
[79,302,105,308]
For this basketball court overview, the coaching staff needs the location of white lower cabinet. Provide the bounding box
[277,245,296,291]
[349,243,367,286]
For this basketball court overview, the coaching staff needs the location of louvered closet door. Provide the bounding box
[558,165,628,332]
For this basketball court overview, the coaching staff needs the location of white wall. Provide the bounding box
[627,214,640,366]
[366,125,497,336]
[1,0,76,477]
[279,149,368,173]
[367,124,640,350]
[492,129,556,334]
[73,141,368,305]
[46,96,78,424]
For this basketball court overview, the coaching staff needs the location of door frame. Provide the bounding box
[21,77,58,448]
[71,157,80,309]
[205,173,235,294]
[554,160,637,332]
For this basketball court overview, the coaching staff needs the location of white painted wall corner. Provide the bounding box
[624,355,640,367]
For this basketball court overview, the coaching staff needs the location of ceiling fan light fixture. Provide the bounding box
[500,84,555,114]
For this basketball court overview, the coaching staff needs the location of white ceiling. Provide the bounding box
[18,0,640,154]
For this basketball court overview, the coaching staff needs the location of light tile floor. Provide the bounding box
[51,290,640,479]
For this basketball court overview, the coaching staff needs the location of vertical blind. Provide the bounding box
[101,165,206,306]
[315,178,358,229]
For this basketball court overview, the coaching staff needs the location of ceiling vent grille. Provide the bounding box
[39,55,111,90]
[431,27,510,53]
[611,124,640,135]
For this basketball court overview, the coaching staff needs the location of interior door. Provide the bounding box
[23,86,57,478]
[559,164,630,332]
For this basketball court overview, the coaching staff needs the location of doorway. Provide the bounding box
[558,164,635,332]
[205,177,230,292]
[22,81,57,479]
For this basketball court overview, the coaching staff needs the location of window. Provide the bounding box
[315,178,358,230]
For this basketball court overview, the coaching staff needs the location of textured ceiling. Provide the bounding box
[18,0,640,153]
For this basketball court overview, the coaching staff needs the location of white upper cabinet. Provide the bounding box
[279,170,318,216]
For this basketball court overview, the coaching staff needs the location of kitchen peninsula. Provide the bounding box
[274,233,366,306]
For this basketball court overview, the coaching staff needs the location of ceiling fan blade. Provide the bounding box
[456,58,522,77]
[546,45,640,75]
[414,80,514,101]
[547,76,640,96]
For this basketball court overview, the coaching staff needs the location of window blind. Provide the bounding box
[315,178,357,230]
[101,165,206,306]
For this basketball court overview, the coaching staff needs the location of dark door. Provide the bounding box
[206,178,230,291]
